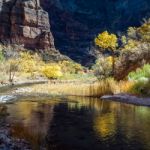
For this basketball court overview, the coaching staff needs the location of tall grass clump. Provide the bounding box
[29,78,133,97]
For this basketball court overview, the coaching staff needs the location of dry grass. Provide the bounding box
[0,62,8,82]
[29,78,135,97]
[117,80,135,93]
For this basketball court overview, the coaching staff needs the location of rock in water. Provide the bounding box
[0,95,16,103]
[0,0,55,50]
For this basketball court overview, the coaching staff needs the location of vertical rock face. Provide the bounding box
[0,0,55,50]
[41,0,150,65]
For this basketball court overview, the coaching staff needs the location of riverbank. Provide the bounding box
[101,94,150,107]
[0,80,48,93]
[1,79,150,107]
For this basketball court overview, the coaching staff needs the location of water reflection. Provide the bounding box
[6,100,56,149]
[0,104,8,125]
[0,97,150,150]
[94,102,150,150]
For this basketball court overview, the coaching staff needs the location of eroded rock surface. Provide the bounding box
[0,0,55,50]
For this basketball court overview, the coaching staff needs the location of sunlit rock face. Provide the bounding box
[0,0,55,50]
[41,0,150,65]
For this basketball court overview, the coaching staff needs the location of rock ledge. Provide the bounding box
[101,94,150,107]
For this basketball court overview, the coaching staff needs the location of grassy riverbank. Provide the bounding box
[20,78,134,97]
[0,45,149,98]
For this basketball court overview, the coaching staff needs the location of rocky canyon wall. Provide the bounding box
[0,0,55,50]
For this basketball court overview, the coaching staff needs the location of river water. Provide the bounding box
[1,96,150,150]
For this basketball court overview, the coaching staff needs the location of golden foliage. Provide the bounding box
[126,20,150,44]
[18,52,43,73]
[95,31,118,50]
[137,22,150,42]
[106,56,113,65]
[94,113,116,138]
[42,64,63,79]
[123,39,138,50]
[59,60,83,74]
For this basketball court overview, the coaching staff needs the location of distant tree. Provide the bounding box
[95,31,118,76]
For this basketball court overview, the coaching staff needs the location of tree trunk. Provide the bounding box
[9,65,12,83]
[112,50,115,76]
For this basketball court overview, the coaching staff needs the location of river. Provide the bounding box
[0,96,150,150]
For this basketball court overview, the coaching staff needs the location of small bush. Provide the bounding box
[127,64,150,95]
[42,64,63,79]
[59,60,83,74]
[92,56,113,79]
[18,52,43,74]
[6,59,19,82]
[128,80,150,96]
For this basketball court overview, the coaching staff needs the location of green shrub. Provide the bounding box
[128,64,150,95]
[128,64,150,81]
[129,80,150,96]
[0,45,4,62]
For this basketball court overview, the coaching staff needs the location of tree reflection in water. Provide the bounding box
[2,97,150,150]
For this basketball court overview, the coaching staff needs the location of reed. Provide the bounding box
[30,78,134,97]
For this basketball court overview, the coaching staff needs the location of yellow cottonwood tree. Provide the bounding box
[95,31,118,75]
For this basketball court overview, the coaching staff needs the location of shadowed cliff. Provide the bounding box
[41,0,150,65]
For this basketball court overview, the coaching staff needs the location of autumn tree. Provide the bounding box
[95,31,118,76]
[42,64,63,79]
[92,56,113,79]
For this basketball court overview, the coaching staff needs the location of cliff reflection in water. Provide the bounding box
[2,97,150,150]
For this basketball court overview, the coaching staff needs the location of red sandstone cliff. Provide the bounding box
[0,0,55,50]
